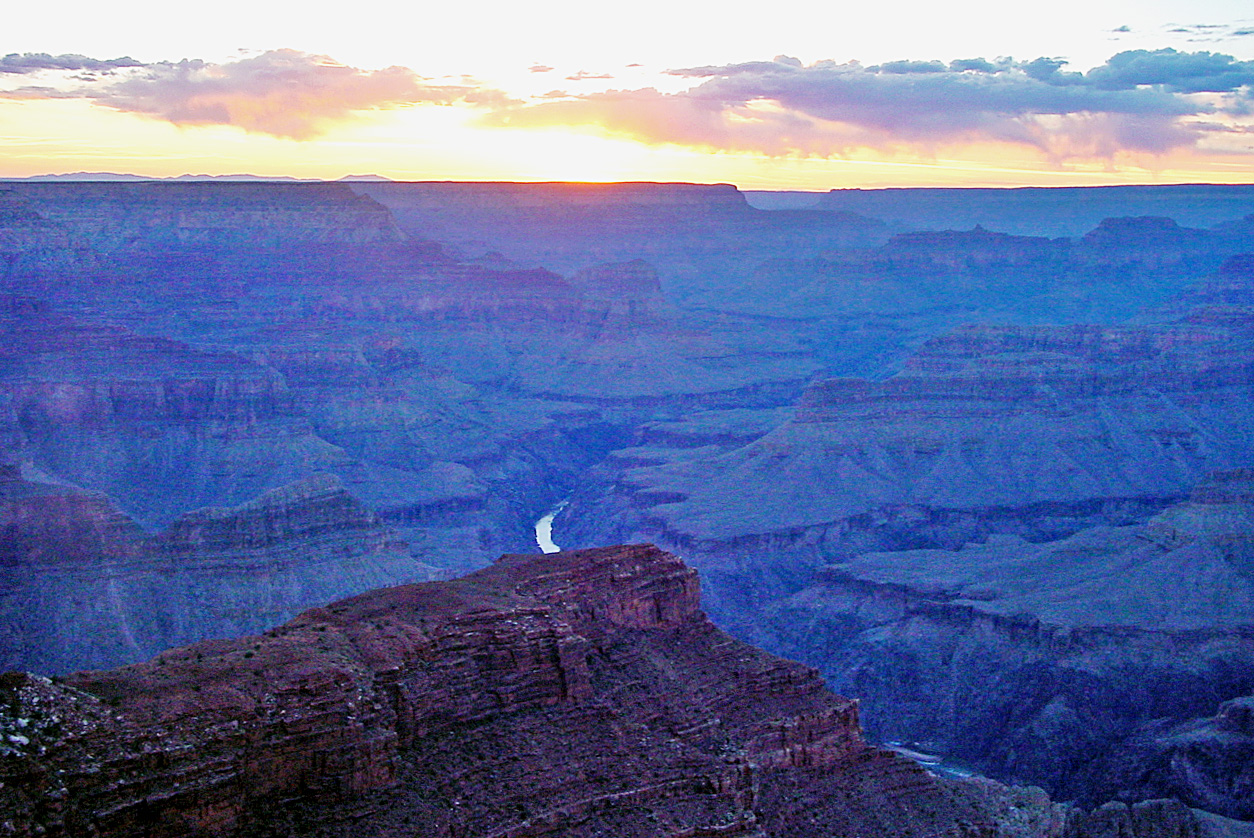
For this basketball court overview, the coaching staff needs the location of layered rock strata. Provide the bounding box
[561,301,1254,615]
[0,473,424,674]
[754,471,1254,812]
[0,544,1097,838]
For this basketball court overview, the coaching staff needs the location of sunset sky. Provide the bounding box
[4,0,1254,188]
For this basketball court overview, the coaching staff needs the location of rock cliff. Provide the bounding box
[3,544,1214,838]
[0,545,982,837]
[7,181,405,250]
[5,181,1254,833]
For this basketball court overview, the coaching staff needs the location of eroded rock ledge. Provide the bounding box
[0,545,1201,837]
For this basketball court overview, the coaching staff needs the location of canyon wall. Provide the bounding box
[3,180,1254,827]
[0,545,1071,838]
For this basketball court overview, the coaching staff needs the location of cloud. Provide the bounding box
[484,50,1254,160]
[0,52,143,75]
[8,46,1253,161]
[528,64,554,73]
[0,49,514,139]
[1164,23,1254,42]
[1085,48,1254,92]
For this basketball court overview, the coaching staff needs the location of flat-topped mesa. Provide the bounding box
[0,545,877,838]
[878,226,1069,267]
[1079,215,1209,254]
[816,183,1254,237]
[7,181,406,248]
[355,180,750,211]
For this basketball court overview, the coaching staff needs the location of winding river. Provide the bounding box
[534,500,568,553]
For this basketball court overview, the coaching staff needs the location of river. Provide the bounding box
[534,501,568,553]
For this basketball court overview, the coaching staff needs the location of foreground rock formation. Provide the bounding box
[0,543,1189,838]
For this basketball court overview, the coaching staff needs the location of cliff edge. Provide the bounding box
[0,544,1095,838]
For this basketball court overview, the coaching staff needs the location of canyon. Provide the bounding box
[2,178,1254,833]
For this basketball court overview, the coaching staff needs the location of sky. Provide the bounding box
[3,0,1254,188]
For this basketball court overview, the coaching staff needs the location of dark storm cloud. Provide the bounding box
[486,50,1253,159]
[0,49,516,139]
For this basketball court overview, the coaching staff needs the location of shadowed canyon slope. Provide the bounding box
[3,179,1254,830]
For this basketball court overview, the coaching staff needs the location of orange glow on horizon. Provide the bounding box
[2,98,1252,190]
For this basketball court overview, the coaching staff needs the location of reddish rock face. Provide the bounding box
[0,544,1077,838]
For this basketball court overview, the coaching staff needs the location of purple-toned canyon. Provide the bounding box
[3,179,1254,835]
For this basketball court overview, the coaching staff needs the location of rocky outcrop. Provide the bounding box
[1081,695,1254,821]
[1,544,1221,838]
[0,546,866,837]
